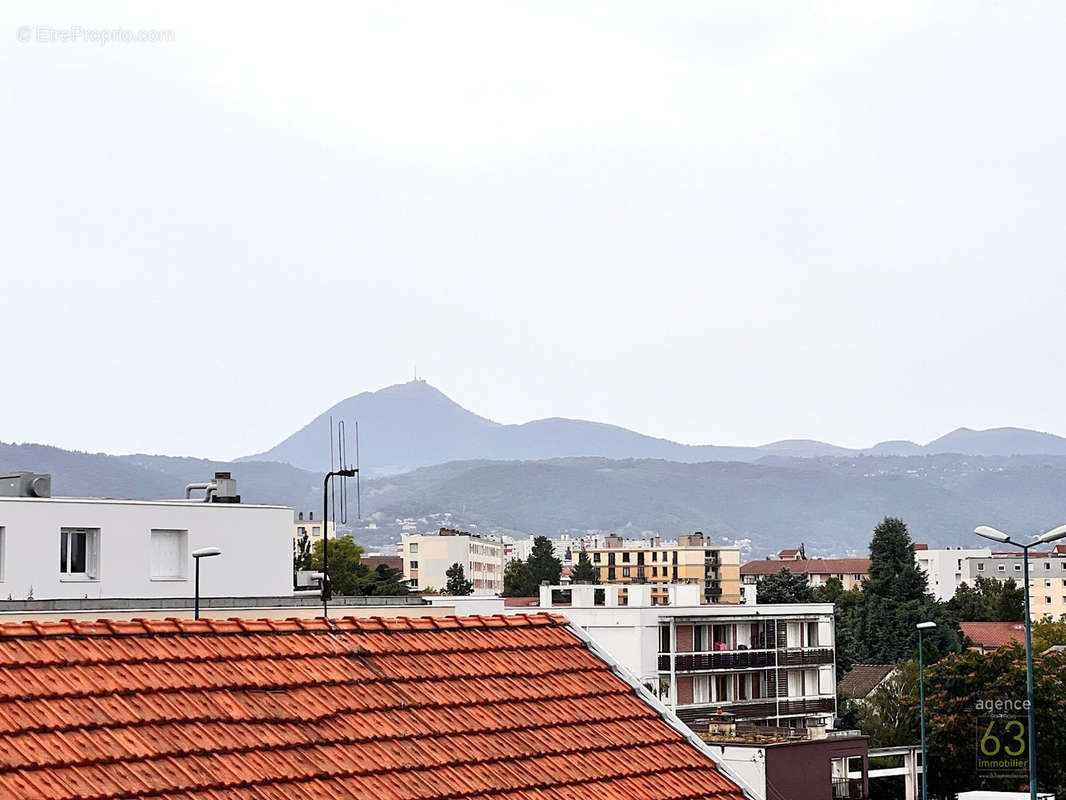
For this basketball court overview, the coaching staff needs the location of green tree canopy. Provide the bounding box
[528,536,562,586]
[946,576,1025,624]
[812,575,845,604]
[309,537,412,597]
[756,568,814,604]
[502,558,538,597]
[570,546,598,584]
[834,518,961,673]
[445,562,474,596]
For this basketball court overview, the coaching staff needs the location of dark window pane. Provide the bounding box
[71,531,87,573]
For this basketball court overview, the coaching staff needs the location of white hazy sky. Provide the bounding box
[3,2,1066,460]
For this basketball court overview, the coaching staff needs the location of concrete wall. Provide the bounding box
[0,497,293,600]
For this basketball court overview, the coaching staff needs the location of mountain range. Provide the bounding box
[7,379,1066,555]
[241,379,1066,474]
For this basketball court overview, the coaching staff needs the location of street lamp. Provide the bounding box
[916,621,936,800]
[322,468,357,618]
[974,523,1066,800]
[191,546,222,621]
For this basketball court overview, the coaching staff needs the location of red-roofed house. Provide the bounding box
[741,558,871,592]
[0,613,757,800]
[960,621,1028,654]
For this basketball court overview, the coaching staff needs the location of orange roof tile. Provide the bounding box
[0,612,747,800]
[740,557,871,576]
[960,621,1027,649]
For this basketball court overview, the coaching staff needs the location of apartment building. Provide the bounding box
[585,532,742,604]
[401,527,504,594]
[0,471,293,601]
[964,546,1066,621]
[529,582,837,730]
[293,510,335,546]
[913,544,991,601]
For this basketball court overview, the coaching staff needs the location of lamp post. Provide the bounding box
[191,546,222,621]
[916,621,936,800]
[974,523,1066,800]
[322,468,357,618]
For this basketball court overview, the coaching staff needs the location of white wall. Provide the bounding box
[0,497,293,600]
[704,745,766,798]
[916,547,991,601]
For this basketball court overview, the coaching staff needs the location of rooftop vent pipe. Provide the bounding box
[184,482,217,502]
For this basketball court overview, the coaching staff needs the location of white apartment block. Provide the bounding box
[913,545,991,601]
[530,583,837,729]
[0,472,294,601]
[402,528,504,594]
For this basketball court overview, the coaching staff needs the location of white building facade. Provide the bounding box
[914,545,991,601]
[402,529,504,594]
[529,583,837,729]
[0,496,294,601]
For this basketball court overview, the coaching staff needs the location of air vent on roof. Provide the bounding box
[0,472,52,498]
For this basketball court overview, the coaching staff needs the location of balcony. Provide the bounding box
[832,778,865,799]
[659,649,776,672]
[779,647,834,667]
[778,697,836,716]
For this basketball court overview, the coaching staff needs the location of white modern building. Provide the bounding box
[402,528,504,594]
[431,582,837,728]
[293,511,335,546]
[913,544,991,601]
[0,472,294,601]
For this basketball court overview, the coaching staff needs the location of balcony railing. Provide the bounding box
[832,778,865,799]
[659,646,833,672]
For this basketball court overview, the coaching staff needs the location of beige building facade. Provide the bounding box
[584,532,741,604]
[402,528,505,594]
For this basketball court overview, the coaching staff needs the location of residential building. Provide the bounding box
[913,543,991,601]
[964,547,1066,621]
[585,532,742,604]
[293,510,335,546]
[0,612,757,800]
[524,582,837,730]
[402,527,504,594]
[701,714,870,800]
[0,471,293,601]
[740,556,871,592]
[838,664,897,704]
[960,621,1028,654]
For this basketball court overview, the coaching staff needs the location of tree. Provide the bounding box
[309,536,369,596]
[293,531,311,571]
[946,577,1025,624]
[756,568,814,604]
[370,563,411,596]
[502,558,538,597]
[528,536,562,586]
[308,537,411,596]
[812,575,844,604]
[921,646,1066,797]
[838,517,961,668]
[1032,617,1066,652]
[570,546,598,584]
[445,562,473,596]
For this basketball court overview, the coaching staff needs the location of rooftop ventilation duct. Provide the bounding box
[0,472,52,498]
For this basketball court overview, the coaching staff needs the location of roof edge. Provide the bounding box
[562,620,762,800]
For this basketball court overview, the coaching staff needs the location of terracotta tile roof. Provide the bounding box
[740,558,871,576]
[960,621,1027,649]
[838,664,895,699]
[0,613,747,800]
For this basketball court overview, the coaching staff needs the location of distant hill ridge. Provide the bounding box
[240,379,1066,474]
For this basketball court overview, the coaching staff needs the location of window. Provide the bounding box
[1014,564,1022,571]
[978,563,985,571]
[150,529,188,579]
[621,552,630,563]
[622,567,631,578]
[409,560,419,569]
[1046,563,1052,570]
[60,528,99,579]
[693,676,710,704]
[1046,596,1052,604]
[593,552,600,563]
[997,565,1005,572]
[409,543,418,554]
[0,527,4,581]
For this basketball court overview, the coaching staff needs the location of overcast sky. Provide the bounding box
[2,2,1065,460]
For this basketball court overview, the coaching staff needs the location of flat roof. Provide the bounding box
[0,496,292,510]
